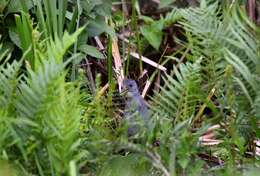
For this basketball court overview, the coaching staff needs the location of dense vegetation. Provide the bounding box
[0,0,260,175]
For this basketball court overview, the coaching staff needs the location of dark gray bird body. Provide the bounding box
[122,79,150,136]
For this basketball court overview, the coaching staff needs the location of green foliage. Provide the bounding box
[35,0,68,39]
[1,0,260,175]
[178,5,260,162]
[82,0,114,37]
[0,45,22,157]
[0,28,85,175]
[160,0,176,8]
[79,44,105,59]
[140,18,164,50]
[153,61,203,123]
[1,0,112,61]
[179,1,260,92]
[47,27,84,63]
[147,0,260,174]
[7,0,32,14]
[17,60,82,175]
[99,154,150,176]
[13,12,41,70]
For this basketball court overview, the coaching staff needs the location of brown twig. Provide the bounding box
[248,0,256,23]
[130,52,167,72]
[112,37,125,92]
[97,83,109,96]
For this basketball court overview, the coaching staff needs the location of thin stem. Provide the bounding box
[71,0,81,81]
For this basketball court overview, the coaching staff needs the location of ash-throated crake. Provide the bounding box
[122,79,150,136]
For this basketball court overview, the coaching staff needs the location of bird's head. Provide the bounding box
[122,79,140,97]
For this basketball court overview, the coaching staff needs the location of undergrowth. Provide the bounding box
[0,0,260,175]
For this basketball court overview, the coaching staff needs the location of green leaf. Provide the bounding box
[86,19,115,37]
[159,0,176,8]
[178,157,189,169]
[47,27,84,63]
[80,0,102,13]
[95,0,112,17]
[81,0,111,17]
[8,26,21,49]
[224,49,257,92]
[0,160,17,176]
[7,0,32,14]
[140,19,164,50]
[79,44,104,59]
[99,154,150,176]
[0,42,13,56]
[164,8,182,26]
[139,16,154,23]
[0,0,8,13]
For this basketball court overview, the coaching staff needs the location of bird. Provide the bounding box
[122,79,150,136]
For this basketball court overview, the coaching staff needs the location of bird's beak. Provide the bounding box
[121,84,128,96]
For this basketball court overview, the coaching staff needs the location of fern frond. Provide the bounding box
[180,2,259,88]
[47,27,84,63]
[179,2,227,88]
[0,52,22,108]
[8,29,86,174]
[14,58,82,174]
[224,48,258,98]
[252,89,260,120]
[179,1,260,111]
[153,62,203,124]
[0,46,26,162]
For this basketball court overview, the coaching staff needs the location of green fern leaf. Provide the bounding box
[153,62,203,123]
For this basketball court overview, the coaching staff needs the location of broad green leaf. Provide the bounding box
[86,19,115,37]
[95,0,112,17]
[160,0,176,8]
[140,19,164,50]
[99,154,150,176]
[8,26,21,49]
[7,0,32,14]
[81,0,111,16]
[80,0,102,13]
[178,157,189,169]
[79,44,104,59]
[0,0,8,13]
[139,16,154,23]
